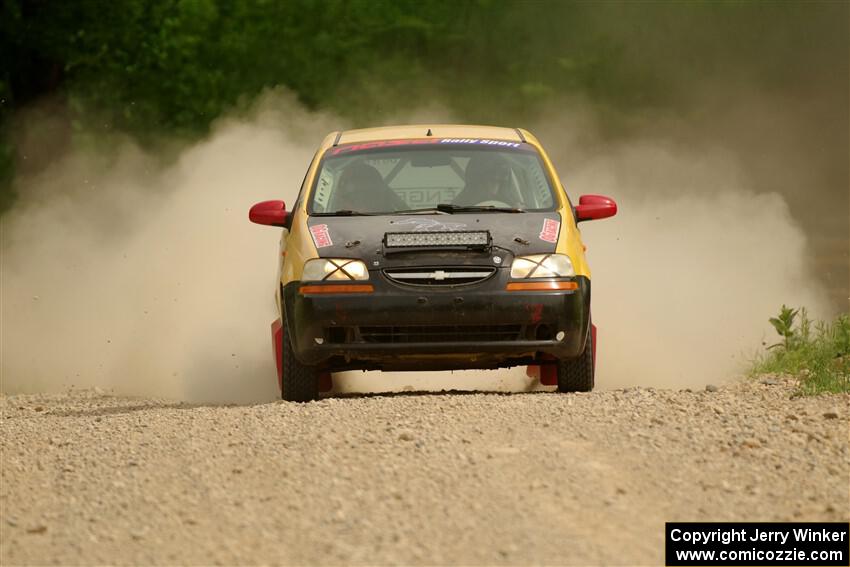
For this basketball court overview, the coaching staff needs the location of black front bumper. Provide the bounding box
[282,271,590,371]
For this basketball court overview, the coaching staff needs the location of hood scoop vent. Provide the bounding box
[384,266,496,286]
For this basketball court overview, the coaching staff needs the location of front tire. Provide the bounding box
[281,316,319,402]
[557,326,594,392]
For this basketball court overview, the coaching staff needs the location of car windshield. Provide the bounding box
[308,140,556,215]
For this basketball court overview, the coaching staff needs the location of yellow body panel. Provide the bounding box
[276,149,323,311]
[337,124,523,145]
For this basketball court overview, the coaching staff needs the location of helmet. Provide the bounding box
[337,163,385,197]
[465,154,510,188]
[454,154,511,206]
[334,162,407,212]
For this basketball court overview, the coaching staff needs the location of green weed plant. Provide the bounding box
[753,305,849,394]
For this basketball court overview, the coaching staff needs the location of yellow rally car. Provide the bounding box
[249,125,616,401]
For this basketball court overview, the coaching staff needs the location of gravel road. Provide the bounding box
[1,376,847,566]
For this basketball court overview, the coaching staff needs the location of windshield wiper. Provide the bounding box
[312,210,378,216]
[393,204,525,215]
[436,203,525,213]
[393,207,451,215]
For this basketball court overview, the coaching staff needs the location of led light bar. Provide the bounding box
[385,231,490,248]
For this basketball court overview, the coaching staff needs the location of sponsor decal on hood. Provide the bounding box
[310,224,333,248]
[539,218,560,243]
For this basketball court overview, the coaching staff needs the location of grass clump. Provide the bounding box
[751,305,849,394]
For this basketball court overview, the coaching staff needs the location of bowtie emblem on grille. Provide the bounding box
[384,267,496,286]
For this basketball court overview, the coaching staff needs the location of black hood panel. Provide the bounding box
[306,213,562,268]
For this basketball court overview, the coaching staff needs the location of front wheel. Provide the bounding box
[557,326,594,392]
[281,315,319,402]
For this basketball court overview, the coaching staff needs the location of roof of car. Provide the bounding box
[329,124,530,147]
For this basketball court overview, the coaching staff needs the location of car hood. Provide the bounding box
[305,212,563,268]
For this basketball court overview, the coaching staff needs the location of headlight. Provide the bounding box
[510,254,574,278]
[302,258,370,281]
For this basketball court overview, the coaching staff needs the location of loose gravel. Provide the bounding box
[1,376,847,565]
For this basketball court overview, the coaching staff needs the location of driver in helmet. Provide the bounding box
[453,154,513,206]
[333,162,405,212]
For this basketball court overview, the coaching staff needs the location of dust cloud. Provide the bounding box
[560,140,829,389]
[1,93,338,403]
[531,97,837,390]
[0,91,835,401]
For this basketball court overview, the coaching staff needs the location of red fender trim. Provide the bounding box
[271,319,283,391]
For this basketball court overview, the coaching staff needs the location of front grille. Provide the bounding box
[384,266,496,286]
[358,324,522,343]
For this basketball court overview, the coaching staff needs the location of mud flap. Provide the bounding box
[319,372,333,392]
[528,355,558,386]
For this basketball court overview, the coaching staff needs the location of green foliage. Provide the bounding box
[0,0,847,212]
[752,307,850,395]
[0,77,12,211]
[6,0,848,131]
[768,305,800,350]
